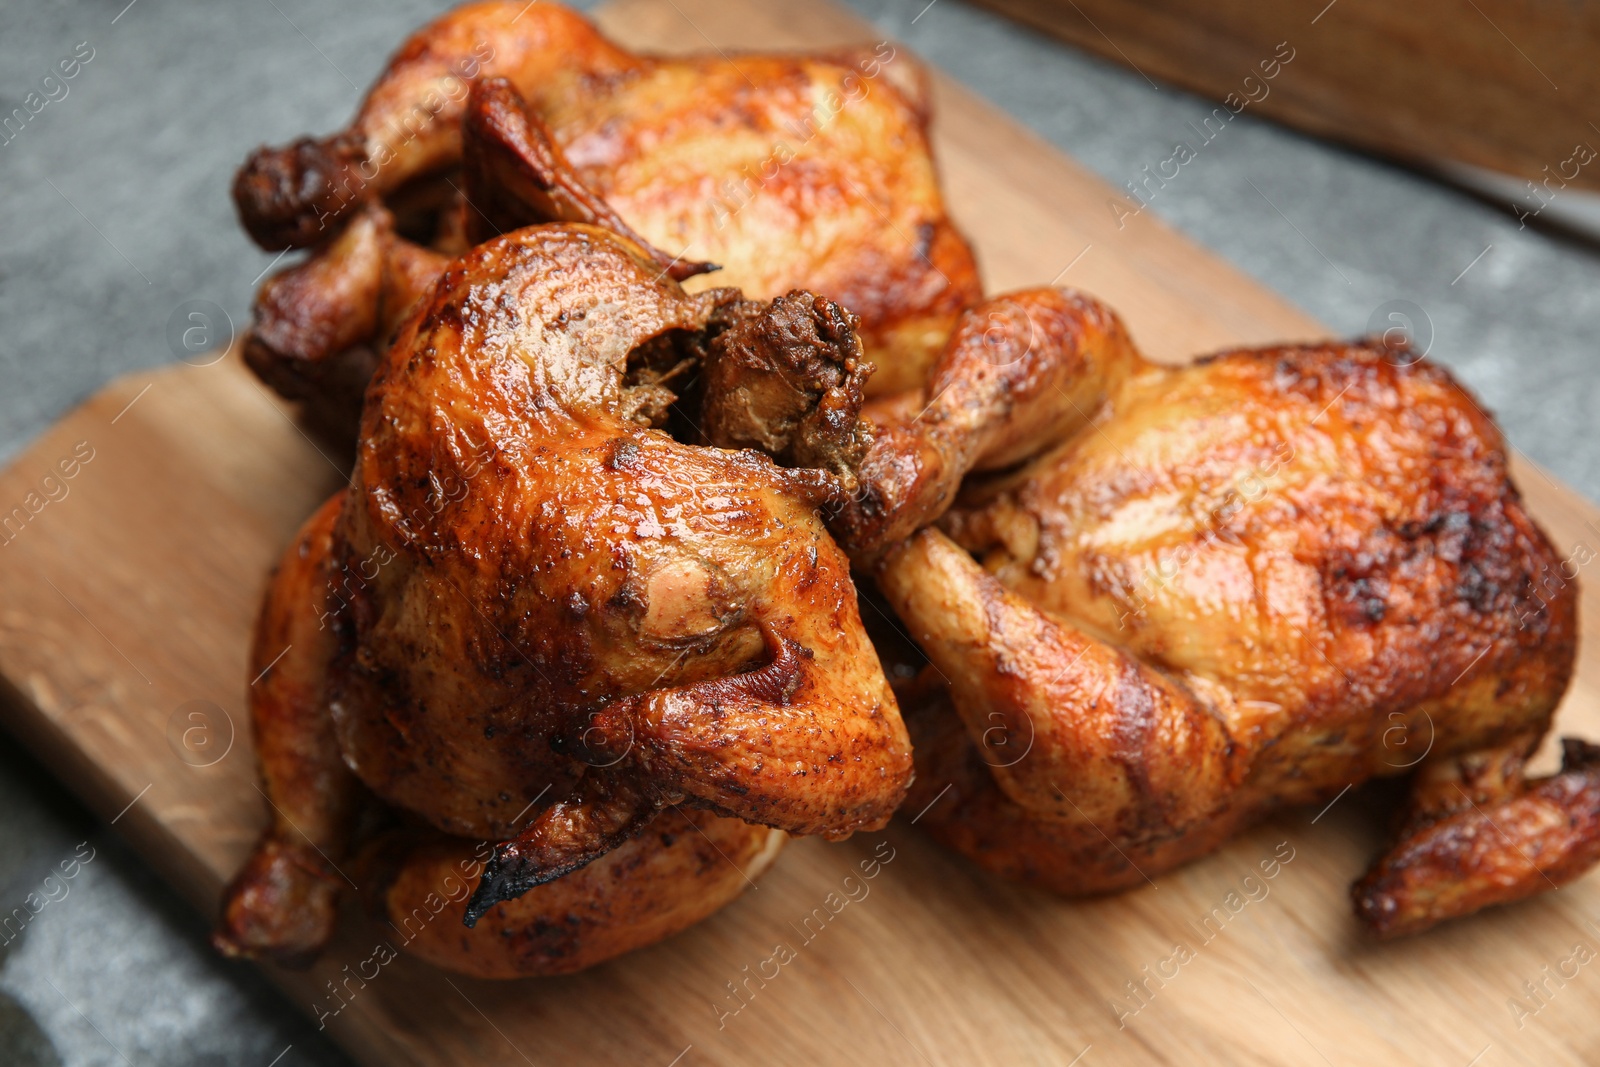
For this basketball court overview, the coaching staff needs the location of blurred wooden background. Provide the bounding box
[969,0,1599,193]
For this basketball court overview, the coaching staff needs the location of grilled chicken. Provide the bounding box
[843,287,1600,938]
[235,0,978,411]
[216,224,909,973]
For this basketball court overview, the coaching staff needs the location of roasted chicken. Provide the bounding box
[216,224,911,974]
[838,288,1600,938]
[236,0,978,419]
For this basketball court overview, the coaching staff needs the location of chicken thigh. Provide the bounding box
[216,223,910,971]
[844,287,1600,937]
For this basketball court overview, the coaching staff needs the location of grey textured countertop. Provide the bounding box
[2,1,1596,1064]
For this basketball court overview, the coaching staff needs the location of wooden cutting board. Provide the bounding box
[4,1,1600,1064]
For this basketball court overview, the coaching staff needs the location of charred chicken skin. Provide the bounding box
[236,0,978,409]
[216,223,910,973]
[836,287,1600,938]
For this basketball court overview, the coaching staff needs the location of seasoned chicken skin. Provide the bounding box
[361,812,786,978]
[235,0,978,398]
[848,288,1600,937]
[216,223,909,971]
[215,494,789,974]
[215,494,355,965]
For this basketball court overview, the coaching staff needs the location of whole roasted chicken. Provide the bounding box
[216,224,911,975]
[834,288,1600,938]
[236,0,978,419]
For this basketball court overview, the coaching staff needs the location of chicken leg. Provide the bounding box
[234,2,638,249]
[832,288,1145,558]
[214,494,361,965]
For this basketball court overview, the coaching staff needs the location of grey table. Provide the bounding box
[2,1,1596,1063]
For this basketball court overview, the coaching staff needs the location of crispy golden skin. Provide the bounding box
[217,223,908,971]
[231,2,638,249]
[857,288,1596,937]
[235,0,978,397]
[1352,738,1600,937]
[240,76,714,435]
[361,812,785,978]
[214,494,357,966]
[459,77,717,282]
[215,492,790,975]
[832,289,1141,559]
[339,225,910,850]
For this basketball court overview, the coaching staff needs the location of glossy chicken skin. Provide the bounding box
[217,223,909,971]
[214,492,789,974]
[235,0,978,395]
[362,811,785,978]
[340,224,908,856]
[232,2,636,248]
[459,76,717,281]
[854,289,1599,937]
[215,494,356,964]
[832,288,1139,559]
[238,76,714,435]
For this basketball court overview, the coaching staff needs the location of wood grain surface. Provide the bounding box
[966,0,1600,197]
[4,1,1600,1063]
